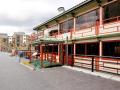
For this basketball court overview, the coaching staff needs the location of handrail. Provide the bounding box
[103,16,120,24]
[73,54,120,59]
[69,54,120,74]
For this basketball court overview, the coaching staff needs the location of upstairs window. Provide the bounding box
[60,19,74,33]
[49,30,58,36]
[104,1,120,22]
[76,9,99,30]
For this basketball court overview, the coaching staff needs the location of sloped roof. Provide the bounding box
[32,37,64,45]
[33,0,93,30]
[0,33,8,38]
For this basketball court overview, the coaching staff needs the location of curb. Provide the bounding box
[20,62,34,70]
[63,66,120,82]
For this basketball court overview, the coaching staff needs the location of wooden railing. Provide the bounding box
[68,54,120,75]
[103,16,120,24]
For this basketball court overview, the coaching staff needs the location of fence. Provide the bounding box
[69,55,120,75]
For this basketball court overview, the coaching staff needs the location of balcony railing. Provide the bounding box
[103,16,120,24]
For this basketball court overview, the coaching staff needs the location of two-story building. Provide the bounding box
[32,0,120,73]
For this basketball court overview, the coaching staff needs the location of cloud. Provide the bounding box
[0,0,84,36]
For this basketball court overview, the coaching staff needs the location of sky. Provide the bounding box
[0,0,84,36]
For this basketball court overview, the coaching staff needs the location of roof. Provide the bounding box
[0,33,8,38]
[33,0,93,30]
[13,32,25,35]
[32,37,65,45]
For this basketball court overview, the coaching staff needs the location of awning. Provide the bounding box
[31,37,65,45]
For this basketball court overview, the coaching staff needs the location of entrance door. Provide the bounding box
[59,44,74,65]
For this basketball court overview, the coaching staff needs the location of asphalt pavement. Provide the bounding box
[0,52,120,90]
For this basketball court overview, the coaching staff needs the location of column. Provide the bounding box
[99,7,103,26]
[72,17,76,39]
[74,44,76,55]
[29,44,32,63]
[58,24,60,35]
[96,41,102,71]
[73,17,76,32]
[99,41,103,56]
[40,45,43,68]
[58,44,60,63]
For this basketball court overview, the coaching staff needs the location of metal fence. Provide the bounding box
[69,55,120,75]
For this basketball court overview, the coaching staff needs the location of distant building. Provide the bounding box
[0,33,8,51]
[8,36,13,44]
[12,32,29,50]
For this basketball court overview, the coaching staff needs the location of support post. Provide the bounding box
[66,37,68,65]
[71,44,74,66]
[40,45,43,68]
[29,44,32,63]
[74,44,76,55]
[92,56,94,72]
[99,41,103,57]
[52,45,54,63]
[95,41,102,71]
[99,6,103,26]
[58,44,60,62]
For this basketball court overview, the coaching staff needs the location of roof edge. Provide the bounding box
[33,0,93,31]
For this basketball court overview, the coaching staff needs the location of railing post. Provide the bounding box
[91,56,94,72]
[71,54,74,67]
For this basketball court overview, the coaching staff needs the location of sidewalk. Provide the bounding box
[63,66,120,82]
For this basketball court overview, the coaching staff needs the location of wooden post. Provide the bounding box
[99,7,103,26]
[52,45,54,63]
[59,43,63,65]
[85,44,87,55]
[95,41,102,71]
[99,41,103,57]
[58,44,60,62]
[40,44,43,68]
[27,44,32,63]
[92,56,94,72]
[45,44,46,60]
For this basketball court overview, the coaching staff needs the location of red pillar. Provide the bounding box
[58,44,60,63]
[95,41,102,71]
[40,45,43,68]
[29,44,32,63]
[99,7,103,26]
[95,20,100,35]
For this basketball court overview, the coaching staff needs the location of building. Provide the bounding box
[32,0,120,74]
[0,33,8,51]
[12,32,30,50]
[8,36,13,44]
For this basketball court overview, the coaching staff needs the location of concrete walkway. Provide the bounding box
[0,52,120,90]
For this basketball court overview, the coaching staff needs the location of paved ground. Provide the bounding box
[0,52,120,90]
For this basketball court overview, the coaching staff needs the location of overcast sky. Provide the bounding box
[0,0,84,36]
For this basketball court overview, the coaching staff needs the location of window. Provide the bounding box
[60,19,74,33]
[49,30,58,36]
[104,1,120,20]
[76,9,99,30]
[103,42,120,57]
[76,44,85,55]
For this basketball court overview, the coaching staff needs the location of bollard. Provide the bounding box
[91,56,94,72]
